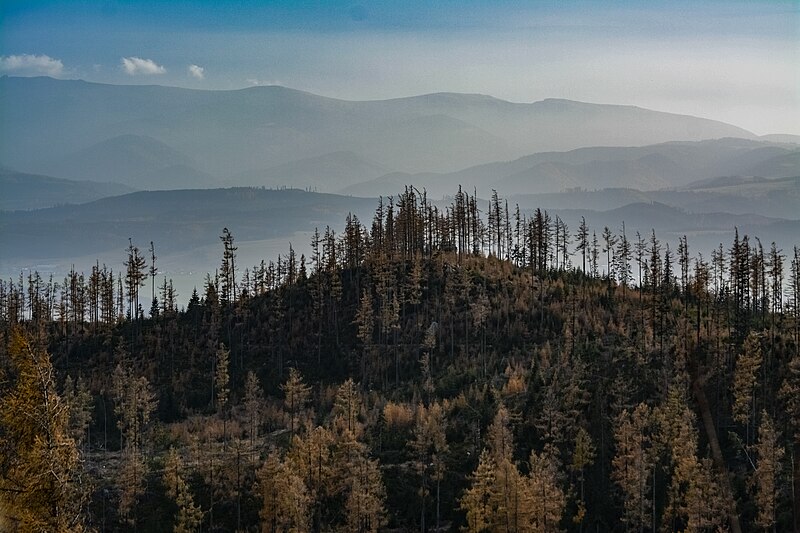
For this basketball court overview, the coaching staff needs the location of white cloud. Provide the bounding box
[0,54,64,76]
[121,56,166,75]
[188,64,205,79]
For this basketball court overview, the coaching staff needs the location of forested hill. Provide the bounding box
[1,188,799,532]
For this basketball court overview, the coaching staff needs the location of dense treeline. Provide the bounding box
[1,187,799,532]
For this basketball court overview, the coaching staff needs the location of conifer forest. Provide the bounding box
[1,186,799,532]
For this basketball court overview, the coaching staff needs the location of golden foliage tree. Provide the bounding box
[0,329,89,532]
[282,368,311,438]
[751,411,784,530]
[257,449,311,533]
[732,332,763,426]
[410,401,449,531]
[63,374,92,450]
[461,449,495,532]
[344,455,387,533]
[526,444,566,532]
[612,403,654,531]
[570,427,595,527]
[111,361,157,523]
[162,447,203,533]
[333,378,362,435]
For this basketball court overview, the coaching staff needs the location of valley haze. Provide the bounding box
[1,76,798,305]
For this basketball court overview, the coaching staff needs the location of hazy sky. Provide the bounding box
[1,0,798,135]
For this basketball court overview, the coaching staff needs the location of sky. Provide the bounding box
[1,0,798,135]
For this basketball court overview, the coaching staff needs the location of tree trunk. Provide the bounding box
[690,365,743,533]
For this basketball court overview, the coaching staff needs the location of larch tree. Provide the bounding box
[460,449,495,533]
[354,289,375,383]
[256,449,311,533]
[333,378,362,436]
[214,343,230,416]
[281,367,312,439]
[612,403,654,531]
[111,361,157,523]
[486,404,528,532]
[526,444,566,532]
[655,388,727,531]
[732,332,763,428]
[163,447,203,533]
[410,401,449,532]
[344,454,388,533]
[751,411,784,531]
[63,374,93,451]
[0,329,90,532]
[242,370,265,444]
[571,426,596,529]
[779,349,800,531]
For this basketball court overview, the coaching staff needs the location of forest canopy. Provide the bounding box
[1,187,799,532]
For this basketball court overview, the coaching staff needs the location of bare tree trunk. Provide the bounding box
[691,366,743,533]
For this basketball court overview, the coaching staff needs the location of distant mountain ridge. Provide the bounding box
[229,151,389,190]
[509,175,800,220]
[0,169,136,210]
[0,187,377,261]
[340,137,800,198]
[37,134,215,190]
[1,76,757,184]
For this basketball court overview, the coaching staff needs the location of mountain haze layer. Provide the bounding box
[0,76,757,186]
[0,188,376,262]
[342,138,800,197]
[0,169,136,210]
[40,134,216,189]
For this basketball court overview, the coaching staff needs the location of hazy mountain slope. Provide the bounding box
[511,176,800,220]
[549,201,800,258]
[38,134,215,189]
[230,151,389,191]
[365,95,755,153]
[345,138,800,198]
[0,170,136,210]
[745,151,800,177]
[0,188,376,260]
[1,76,758,180]
[338,171,441,198]
[495,153,687,193]
[760,133,800,145]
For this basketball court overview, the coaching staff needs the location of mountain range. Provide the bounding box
[1,76,759,185]
[1,76,798,296]
[342,138,800,198]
